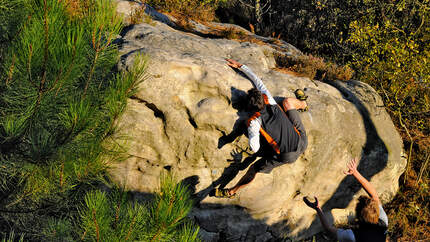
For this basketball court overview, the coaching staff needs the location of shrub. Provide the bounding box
[144,0,227,22]
[129,5,148,25]
[39,175,200,241]
[0,0,123,199]
[77,175,199,242]
[1,231,24,242]
[218,27,247,40]
[346,1,429,240]
[220,0,363,60]
[274,52,354,81]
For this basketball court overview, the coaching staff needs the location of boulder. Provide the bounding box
[109,6,406,240]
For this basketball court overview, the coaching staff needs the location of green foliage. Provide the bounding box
[0,0,30,59]
[77,175,199,242]
[0,0,122,198]
[1,231,24,242]
[0,1,198,240]
[146,173,197,241]
[345,1,430,239]
[221,0,363,60]
[347,0,430,121]
[0,0,151,239]
[42,218,74,241]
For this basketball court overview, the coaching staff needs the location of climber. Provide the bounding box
[303,158,388,242]
[213,59,308,198]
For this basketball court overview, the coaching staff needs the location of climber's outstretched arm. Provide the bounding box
[344,158,380,204]
[226,59,276,105]
[303,197,337,237]
[226,59,265,153]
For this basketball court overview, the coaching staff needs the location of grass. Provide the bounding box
[129,5,147,25]
[274,52,354,81]
[384,118,430,241]
[386,172,430,240]
[143,0,225,22]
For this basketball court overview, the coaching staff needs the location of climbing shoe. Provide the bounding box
[294,89,309,112]
[294,89,308,101]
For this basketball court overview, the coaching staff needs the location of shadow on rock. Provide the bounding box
[194,86,260,203]
[218,87,248,149]
[184,81,389,241]
[298,80,389,238]
[192,150,257,204]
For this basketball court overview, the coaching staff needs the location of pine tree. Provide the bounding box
[74,174,200,242]
[0,0,141,239]
[0,0,202,239]
[1,0,200,240]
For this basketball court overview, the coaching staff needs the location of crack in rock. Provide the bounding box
[185,107,198,129]
[130,95,169,139]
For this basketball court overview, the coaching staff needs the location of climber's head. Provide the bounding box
[246,88,265,112]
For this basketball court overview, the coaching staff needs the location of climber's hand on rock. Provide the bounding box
[228,148,243,163]
[226,59,242,69]
[344,158,358,176]
[303,196,320,210]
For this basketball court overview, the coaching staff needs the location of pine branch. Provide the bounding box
[114,201,120,229]
[124,215,136,241]
[80,230,87,241]
[150,225,165,242]
[0,203,53,214]
[53,40,78,95]
[5,54,16,86]
[37,0,50,107]
[26,44,38,89]
[83,50,99,98]
[59,161,64,189]
[49,68,63,92]
[92,208,100,242]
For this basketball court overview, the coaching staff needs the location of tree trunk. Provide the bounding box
[255,0,262,33]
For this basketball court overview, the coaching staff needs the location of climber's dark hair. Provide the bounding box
[246,88,265,112]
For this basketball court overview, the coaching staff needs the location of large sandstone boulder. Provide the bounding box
[110,4,406,240]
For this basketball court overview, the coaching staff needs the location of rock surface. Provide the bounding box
[110,2,406,240]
